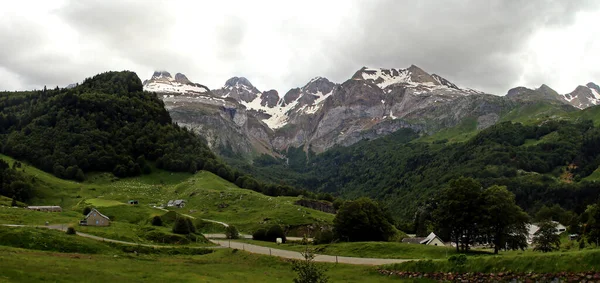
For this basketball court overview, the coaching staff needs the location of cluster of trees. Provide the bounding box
[250,197,398,245]
[432,178,529,254]
[240,120,600,228]
[332,198,397,242]
[0,159,34,201]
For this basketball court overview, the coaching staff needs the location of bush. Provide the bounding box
[314,229,335,245]
[292,247,328,283]
[225,225,240,239]
[186,218,196,234]
[151,215,163,226]
[66,226,76,235]
[83,207,92,216]
[448,254,467,271]
[266,225,286,243]
[173,217,191,234]
[253,228,268,241]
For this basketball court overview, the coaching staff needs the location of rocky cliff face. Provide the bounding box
[143,67,590,158]
[560,83,600,109]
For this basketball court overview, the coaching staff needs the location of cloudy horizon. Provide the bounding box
[1,0,599,95]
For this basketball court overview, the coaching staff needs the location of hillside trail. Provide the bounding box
[1,223,409,265]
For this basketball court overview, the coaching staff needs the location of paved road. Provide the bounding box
[210,240,409,265]
[204,234,310,242]
[2,223,409,265]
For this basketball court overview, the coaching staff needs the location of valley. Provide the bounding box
[1,70,600,282]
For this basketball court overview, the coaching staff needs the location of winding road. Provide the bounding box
[1,222,410,265]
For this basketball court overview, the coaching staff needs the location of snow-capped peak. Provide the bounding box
[352,65,482,96]
[560,82,600,109]
[151,71,172,80]
[143,71,209,95]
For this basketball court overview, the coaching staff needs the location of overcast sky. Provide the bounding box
[1,0,599,95]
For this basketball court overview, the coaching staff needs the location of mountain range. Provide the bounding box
[142,67,598,158]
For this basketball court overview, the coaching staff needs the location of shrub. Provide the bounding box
[266,225,286,243]
[83,207,92,216]
[314,229,335,245]
[186,218,196,234]
[11,198,17,207]
[151,215,163,226]
[448,254,467,271]
[173,217,190,234]
[225,225,240,239]
[292,247,328,283]
[253,228,268,241]
[66,226,76,235]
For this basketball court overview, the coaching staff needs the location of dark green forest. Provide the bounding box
[233,119,600,228]
[0,71,319,201]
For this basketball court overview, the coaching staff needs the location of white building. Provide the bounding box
[527,221,567,244]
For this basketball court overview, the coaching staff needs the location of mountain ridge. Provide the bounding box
[142,66,594,158]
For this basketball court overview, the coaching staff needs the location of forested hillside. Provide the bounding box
[0,71,218,180]
[238,115,600,227]
[0,71,319,202]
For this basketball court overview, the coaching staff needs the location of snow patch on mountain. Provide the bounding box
[143,71,209,94]
[356,66,481,96]
[361,68,412,88]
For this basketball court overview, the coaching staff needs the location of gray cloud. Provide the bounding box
[0,0,598,95]
[319,0,598,94]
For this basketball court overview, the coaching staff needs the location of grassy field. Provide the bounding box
[0,225,118,254]
[0,245,417,283]
[0,154,334,238]
[0,206,81,226]
[85,198,126,207]
[232,239,467,260]
[390,248,600,273]
[417,117,478,144]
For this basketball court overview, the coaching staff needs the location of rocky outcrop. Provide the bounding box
[214,77,261,103]
[260,90,279,108]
